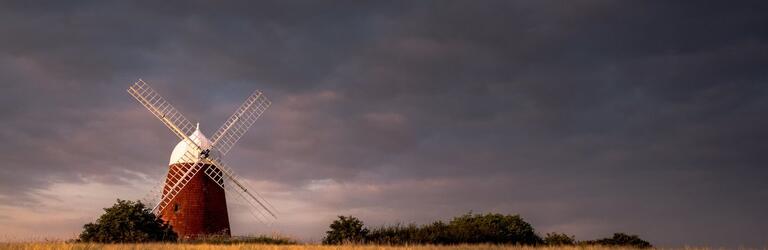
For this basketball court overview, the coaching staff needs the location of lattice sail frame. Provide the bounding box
[127,80,206,214]
[127,80,196,142]
[207,89,276,217]
[203,156,277,218]
[210,90,271,156]
[127,79,277,221]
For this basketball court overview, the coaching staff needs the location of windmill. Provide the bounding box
[127,79,276,238]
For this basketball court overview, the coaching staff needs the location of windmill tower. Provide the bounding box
[127,79,276,239]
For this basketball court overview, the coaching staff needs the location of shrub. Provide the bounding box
[332,212,542,245]
[582,233,652,248]
[447,212,542,245]
[79,199,177,243]
[544,232,575,245]
[415,221,453,244]
[367,223,418,245]
[322,215,369,244]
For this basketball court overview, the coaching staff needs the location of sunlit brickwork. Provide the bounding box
[160,163,231,239]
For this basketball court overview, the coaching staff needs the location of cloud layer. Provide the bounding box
[1,1,767,247]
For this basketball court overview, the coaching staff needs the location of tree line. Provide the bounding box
[322,213,651,248]
[76,199,651,247]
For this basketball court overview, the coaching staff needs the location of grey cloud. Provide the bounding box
[0,0,767,247]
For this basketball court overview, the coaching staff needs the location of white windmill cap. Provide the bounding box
[169,123,214,165]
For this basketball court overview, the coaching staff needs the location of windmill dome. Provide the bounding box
[169,123,214,165]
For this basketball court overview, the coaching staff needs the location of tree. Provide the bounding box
[322,216,369,244]
[447,212,542,245]
[544,232,575,245]
[414,221,452,244]
[79,199,177,243]
[583,233,652,248]
[330,212,544,245]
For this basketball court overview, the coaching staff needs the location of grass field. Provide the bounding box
[0,243,693,250]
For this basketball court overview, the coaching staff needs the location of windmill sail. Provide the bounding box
[206,89,277,219]
[210,89,271,156]
[128,79,277,221]
[128,80,211,214]
[127,80,196,140]
[203,157,277,218]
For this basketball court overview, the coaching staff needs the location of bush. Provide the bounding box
[544,232,575,245]
[322,213,655,247]
[367,223,418,245]
[447,212,542,245]
[322,215,369,244]
[328,212,542,245]
[416,221,453,244]
[582,233,652,248]
[79,199,177,243]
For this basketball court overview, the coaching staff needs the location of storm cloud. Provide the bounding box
[0,0,767,247]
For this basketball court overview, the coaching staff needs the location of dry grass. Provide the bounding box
[0,243,697,250]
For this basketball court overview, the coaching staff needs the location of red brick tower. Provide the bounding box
[161,126,230,239]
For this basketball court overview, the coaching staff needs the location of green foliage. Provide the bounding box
[367,223,420,245]
[326,212,542,245]
[416,221,453,244]
[322,213,654,247]
[544,232,575,245]
[322,216,369,244]
[367,221,454,245]
[581,233,652,248]
[79,199,177,243]
[446,212,542,245]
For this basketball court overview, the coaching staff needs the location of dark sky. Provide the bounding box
[1,0,767,247]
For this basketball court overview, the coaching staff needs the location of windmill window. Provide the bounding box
[173,203,180,213]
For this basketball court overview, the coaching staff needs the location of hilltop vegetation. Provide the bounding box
[78,199,177,243]
[76,200,293,244]
[72,200,650,248]
[360,213,540,245]
[323,213,651,248]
